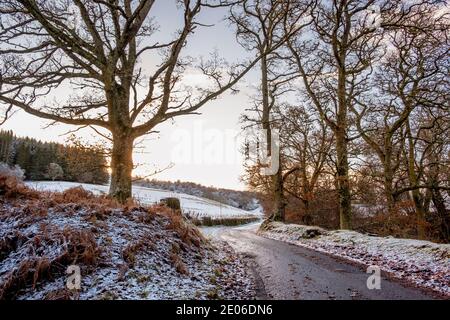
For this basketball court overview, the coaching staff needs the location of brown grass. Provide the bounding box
[352,201,432,240]
[0,175,39,199]
[165,210,204,248]
[44,288,78,300]
[122,237,155,267]
[169,243,188,275]
[0,226,100,300]
[0,231,27,261]
[48,187,127,209]
[0,172,213,299]
[59,227,100,266]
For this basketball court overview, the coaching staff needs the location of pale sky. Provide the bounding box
[1,1,259,190]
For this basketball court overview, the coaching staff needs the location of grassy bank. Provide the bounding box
[0,172,257,300]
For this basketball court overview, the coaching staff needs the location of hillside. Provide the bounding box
[26,181,263,224]
[134,179,260,211]
[0,173,257,300]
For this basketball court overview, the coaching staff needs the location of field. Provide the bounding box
[26,181,263,225]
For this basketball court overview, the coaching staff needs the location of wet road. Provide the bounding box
[201,223,434,300]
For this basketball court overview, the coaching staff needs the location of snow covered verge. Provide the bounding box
[0,176,257,300]
[258,221,450,297]
[26,181,263,223]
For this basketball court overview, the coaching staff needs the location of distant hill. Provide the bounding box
[134,178,260,211]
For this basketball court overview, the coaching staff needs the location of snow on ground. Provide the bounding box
[0,189,257,300]
[258,222,450,297]
[26,181,263,220]
[201,221,262,238]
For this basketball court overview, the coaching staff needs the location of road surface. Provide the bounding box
[201,223,434,300]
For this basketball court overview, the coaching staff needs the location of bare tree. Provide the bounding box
[401,105,450,239]
[421,113,450,241]
[276,103,333,223]
[285,0,422,229]
[0,0,265,202]
[351,3,449,218]
[231,0,315,220]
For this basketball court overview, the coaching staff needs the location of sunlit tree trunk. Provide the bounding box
[0,0,265,204]
[109,133,134,203]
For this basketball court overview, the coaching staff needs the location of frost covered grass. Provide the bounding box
[259,221,450,297]
[26,181,263,224]
[0,177,257,300]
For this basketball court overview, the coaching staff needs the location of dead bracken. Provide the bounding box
[0,174,256,300]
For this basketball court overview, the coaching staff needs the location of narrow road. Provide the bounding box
[201,223,434,300]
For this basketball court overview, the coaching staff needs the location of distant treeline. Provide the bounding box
[0,130,109,184]
[134,178,259,211]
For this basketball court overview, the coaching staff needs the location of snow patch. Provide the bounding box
[0,195,257,299]
[26,181,263,220]
[259,221,450,296]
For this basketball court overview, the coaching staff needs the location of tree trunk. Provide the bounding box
[336,127,352,229]
[260,54,285,221]
[272,152,285,221]
[427,146,449,241]
[383,161,395,214]
[431,188,450,242]
[423,189,432,213]
[410,189,426,239]
[109,134,134,204]
[334,47,352,229]
[302,199,312,225]
[405,121,426,239]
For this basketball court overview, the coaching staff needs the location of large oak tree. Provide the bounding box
[0,0,265,202]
